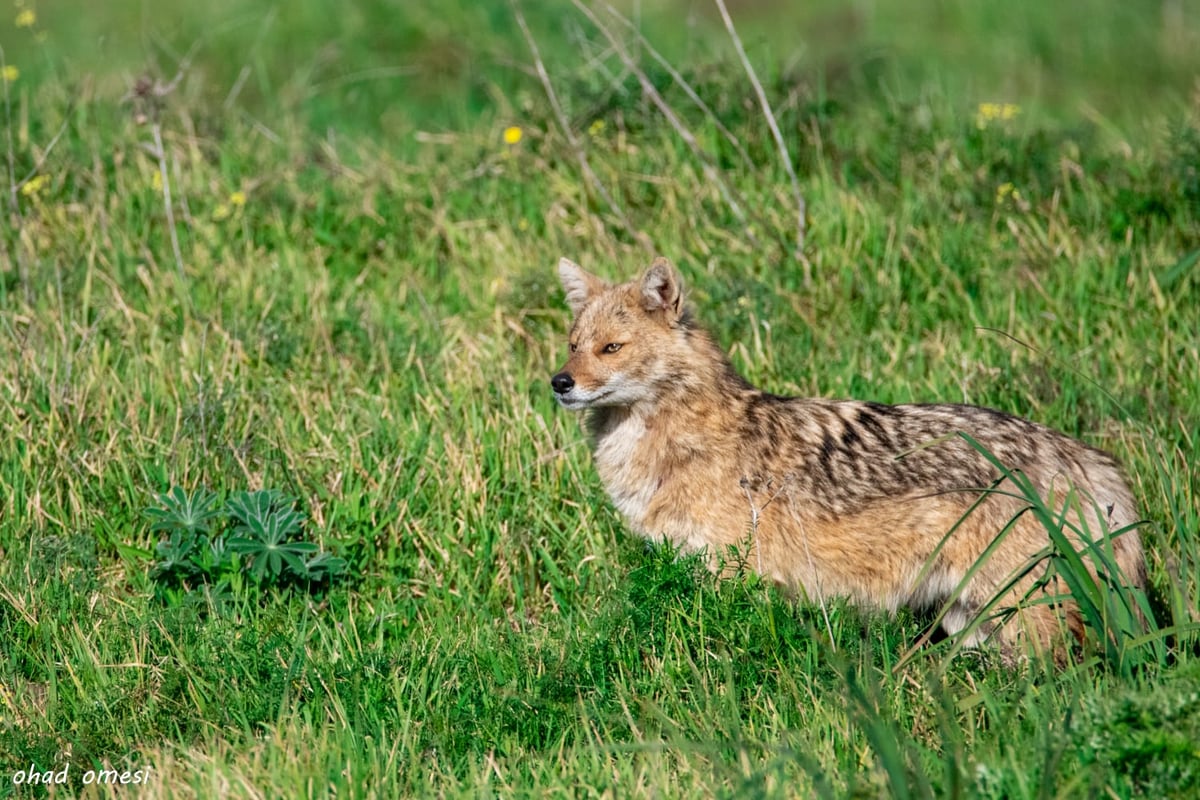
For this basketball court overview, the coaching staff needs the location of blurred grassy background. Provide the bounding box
[7,0,1198,139]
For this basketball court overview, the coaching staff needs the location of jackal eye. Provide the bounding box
[602,342,622,354]
[568,342,577,353]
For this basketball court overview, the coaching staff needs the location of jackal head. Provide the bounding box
[551,256,688,410]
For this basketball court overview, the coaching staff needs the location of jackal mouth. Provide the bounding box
[555,388,613,409]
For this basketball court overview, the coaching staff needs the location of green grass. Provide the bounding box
[2,0,1200,796]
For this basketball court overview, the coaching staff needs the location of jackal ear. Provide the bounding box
[640,257,684,321]
[558,257,607,317]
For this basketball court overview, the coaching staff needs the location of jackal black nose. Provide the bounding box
[551,372,575,394]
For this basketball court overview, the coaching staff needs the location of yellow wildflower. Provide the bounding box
[588,119,606,137]
[15,9,35,27]
[995,182,1024,207]
[212,190,245,220]
[1,65,17,83]
[151,170,163,191]
[20,174,47,197]
[502,126,523,145]
[976,102,1021,129]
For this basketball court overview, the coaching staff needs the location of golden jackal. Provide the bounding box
[551,256,1146,658]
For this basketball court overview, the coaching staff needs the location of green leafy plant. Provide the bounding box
[145,485,223,537]
[144,486,347,601]
[227,490,315,581]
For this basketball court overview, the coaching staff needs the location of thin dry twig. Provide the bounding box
[11,112,74,195]
[596,0,754,172]
[224,7,278,110]
[1,45,30,300]
[123,44,200,293]
[510,0,646,248]
[150,122,186,286]
[712,0,808,260]
[2,48,18,214]
[572,0,760,247]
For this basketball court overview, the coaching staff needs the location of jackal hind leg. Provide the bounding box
[978,574,1084,666]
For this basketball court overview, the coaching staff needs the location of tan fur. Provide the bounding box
[551,257,1147,659]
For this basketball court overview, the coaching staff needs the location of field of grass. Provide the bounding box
[2,0,1200,796]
